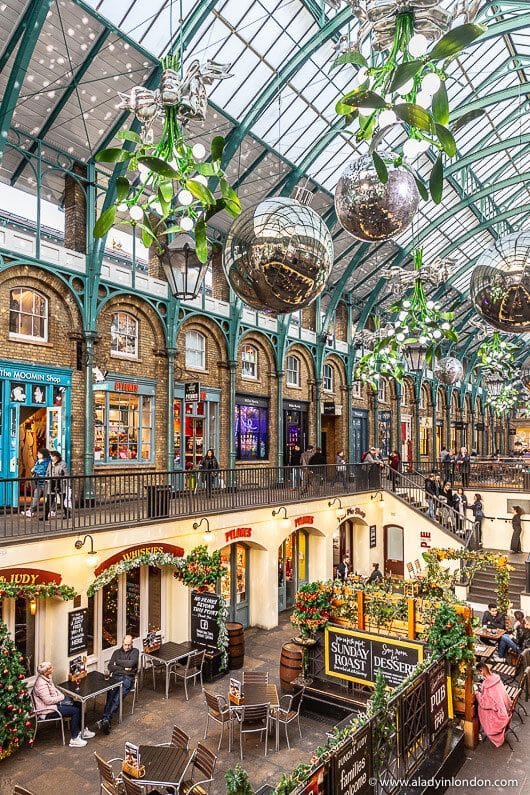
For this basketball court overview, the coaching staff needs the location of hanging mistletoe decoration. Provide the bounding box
[475,331,518,376]
[486,383,523,416]
[93,55,241,261]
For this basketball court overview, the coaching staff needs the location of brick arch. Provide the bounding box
[177,316,227,369]
[451,389,460,413]
[96,294,166,374]
[401,376,415,407]
[238,330,277,381]
[436,386,446,413]
[421,381,432,409]
[283,343,315,384]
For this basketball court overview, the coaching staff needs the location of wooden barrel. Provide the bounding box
[227,622,245,669]
[280,642,304,694]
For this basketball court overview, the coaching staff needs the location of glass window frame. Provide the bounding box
[9,287,48,342]
[94,389,154,464]
[241,343,258,380]
[110,311,139,359]
[185,330,207,371]
[234,402,269,461]
[378,378,387,404]
[323,363,333,393]
[286,354,301,387]
[352,381,362,398]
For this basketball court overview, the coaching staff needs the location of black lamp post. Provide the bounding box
[159,234,209,300]
[484,374,504,397]
[404,344,427,372]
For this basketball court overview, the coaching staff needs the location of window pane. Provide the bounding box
[235,544,247,604]
[111,312,138,357]
[14,597,35,675]
[102,581,118,650]
[86,595,95,656]
[298,531,307,581]
[185,331,205,369]
[148,566,162,632]
[220,547,232,605]
[9,288,47,340]
[126,568,141,638]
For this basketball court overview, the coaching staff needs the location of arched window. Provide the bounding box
[241,343,258,380]
[9,288,48,341]
[110,312,138,358]
[323,363,333,392]
[185,330,206,370]
[286,354,301,387]
[378,378,387,404]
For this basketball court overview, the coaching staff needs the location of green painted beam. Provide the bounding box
[0,1,37,74]
[10,28,111,186]
[355,277,387,331]
[446,133,530,176]
[0,0,51,159]
[436,203,530,260]
[321,243,371,334]
[452,82,530,121]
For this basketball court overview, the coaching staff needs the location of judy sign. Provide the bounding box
[325,627,424,688]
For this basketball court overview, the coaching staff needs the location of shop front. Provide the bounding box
[0,360,71,507]
[278,528,309,613]
[94,376,155,464]
[234,394,270,461]
[321,401,342,463]
[283,399,309,466]
[173,384,220,470]
[378,410,392,457]
[351,409,368,464]
[220,528,251,627]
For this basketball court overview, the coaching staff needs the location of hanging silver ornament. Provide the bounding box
[118,87,159,123]
[520,364,530,391]
[159,68,181,106]
[469,231,530,332]
[223,197,334,316]
[434,356,464,385]
[334,153,420,241]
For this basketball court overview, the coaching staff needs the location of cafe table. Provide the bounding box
[228,683,280,751]
[476,627,505,642]
[142,641,191,699]
[474,642,495,662]
[122,745,192,792]
[56,671,122,734]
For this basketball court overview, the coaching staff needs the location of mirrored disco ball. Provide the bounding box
[334,153,420,242]
[521,364,530,391]
[222,197,334,316]
[470,231,530,332]
[434,356,464,385]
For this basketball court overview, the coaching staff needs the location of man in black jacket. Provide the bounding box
[96,635,139,734]
[337,554,350,582]
[481,603,506,646]
[425,472,439,520]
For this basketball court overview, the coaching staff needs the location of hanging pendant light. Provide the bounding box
[159,234,209,300]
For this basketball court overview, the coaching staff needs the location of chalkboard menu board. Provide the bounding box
[428,658,449,739]
[191,590,220,647]
[332,726,375,795]
[325,626,424,688]
[68,608,88,657]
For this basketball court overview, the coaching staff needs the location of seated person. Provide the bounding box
[366,562,383,585]
[33,661,95,748]
[96,635,139,735]
[482,602,506,632]
[474,661,512,747]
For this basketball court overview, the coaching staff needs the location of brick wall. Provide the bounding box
[64,164,87,253]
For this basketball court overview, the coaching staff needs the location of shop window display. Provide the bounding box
[9,287,48,341]
[94,391,153,463]
[110,312,138,358]
[234,403,269,460]
[14,596,35,675]
[101,580,118,650]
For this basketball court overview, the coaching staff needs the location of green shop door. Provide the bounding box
[220,543,249,628]
[277,530,309,613]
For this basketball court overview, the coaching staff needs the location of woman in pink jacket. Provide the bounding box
[33,661,94,747]
[474,661,513,747]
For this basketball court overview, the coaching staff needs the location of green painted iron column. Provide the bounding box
[277,370,284,470]
[228,361,237,471]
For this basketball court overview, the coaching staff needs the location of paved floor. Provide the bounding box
[0,617,334,795]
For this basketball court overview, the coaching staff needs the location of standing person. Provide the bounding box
[425,472,438,520]
[25,447,51,518]
[200,448,219,497]
[453,487,468,536]
[388,449,401,492]
[457,446,471,488]
[474,662,512,747]
[33,661,95,747]
[336,553,350,582]
[471,493,484,549]
[364,447,383,489]
[290,443,302,488]
[47,451,70,518]
[310,447,326,485]
[300,444,315,494]
[510,506,524,553]
[440,482,454,531]
[335,449,347,486]
[96,635,139,734]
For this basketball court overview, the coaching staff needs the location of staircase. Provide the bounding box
[467,557,527,609]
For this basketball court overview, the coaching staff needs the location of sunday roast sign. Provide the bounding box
[325,626,424,688]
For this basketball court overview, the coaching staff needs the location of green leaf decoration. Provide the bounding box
[342,89,387,109]
[356,112,376,142]
[116,176,130,203]
[389,60,423,92]
[138,156,180,178]
[427,23,486,61]
[186,178,216,207]
[157,187,171,216]
[95,147,131,163]
[429,155,444,204]
[116,130,142,144]
[435,123,457,157]
[414,174,429,202]
[451,108,486,133]
[394,103,434,132]
[194,218,208,263]
[158,181,174,202]
[431,81,449,126]
[210,135,225,161]
[220,178,242,216]
[138,222,156,248]
[331,50,368,69]
[372,152,389,184]
[93,205,116,238]
[195,162,217,176]
[336,96,359,117]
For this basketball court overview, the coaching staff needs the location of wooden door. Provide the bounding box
[384,524,404,576]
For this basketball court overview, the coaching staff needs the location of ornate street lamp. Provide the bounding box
[404,343,427,372]
[484,373,504,397]
[159,234,209,300]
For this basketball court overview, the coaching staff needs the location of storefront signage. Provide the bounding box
[185,381,200,402]
[295,515,314,528]
[284,400,308,411]
[420,530,431,549]
[225,527,252,543]
[191,590,220,647]
[325,627,424,688]
[0,364,71,386]
[347,507,366,519]
[114,381,138,393]
[236,394,269,408]
[0,568,62,585]
[94,542,184,575]
[452,420,466,429]
[369,525,376,549]
[68,608,88,657]
[323,401,336,415]
[332,726,374,795]
[428,658,449,739]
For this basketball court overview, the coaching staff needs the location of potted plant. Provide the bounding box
[290,581,332,640]
[174,545,227,590]
[225,765,253,795]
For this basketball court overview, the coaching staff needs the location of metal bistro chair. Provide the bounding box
[505,682,527,724]
[203,690,233,751]
[158,724,190,751]
[130,675,139,715]
[270,686,305,750]
[123,778,173,795]
[179,742,217,795]
[30,689,68,746]
[504,694,521,751]
[235,702,270,760]
[94,752,124,795]
[492,653,524,687]
[169,649,205,700]
[242,670,269,685]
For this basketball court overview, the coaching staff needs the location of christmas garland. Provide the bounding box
[216,593,229,671]
[0,583,77,601]
[87,552,185,596]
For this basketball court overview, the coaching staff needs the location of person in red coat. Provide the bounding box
[474,661,512,747]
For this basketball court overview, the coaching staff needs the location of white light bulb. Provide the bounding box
[441,322,451,330]
[386,327,395,336]
[378,109,397,128]
[403,139,421,160]
[396,332,406,342]
[398,311,407,321]
[117,203,127,212]
[416,140,430,153]
[399,78,414,96]
[178,189,193,206]
[419,336,427,345]
[422,72,441,95]
[426,300,434,309]
[402,300,411,309]
[139,170,149,184]
[152,202,162,215]
[409,33,429,57]
[356,66,368,84]
[129,205,143,222]
[416,91,432,109]
[192,143,206,160]
[180,216,194,231]
[433,329,442,339]
[194,174,208,186]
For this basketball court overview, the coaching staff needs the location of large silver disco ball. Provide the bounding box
[334,153,420,242]
[470,231,530,332]
[222,197,334,316]
[434,356,464,385]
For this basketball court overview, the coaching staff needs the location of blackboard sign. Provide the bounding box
[185,381,200,402]
[369,525,376,549]
[323,402,336,416]
[68,608,88,657]
[428,658,449,739]
[325,627,424,688]
[332,726,374,795]
[191,590,220,647]
[475,423,485,431]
